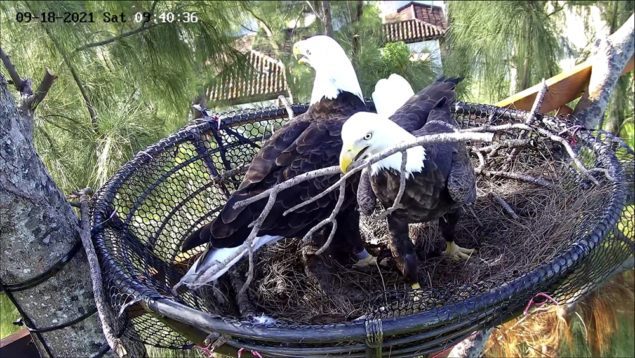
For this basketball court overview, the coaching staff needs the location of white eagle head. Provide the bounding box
[293,35,363,105]
[339,112,425,175]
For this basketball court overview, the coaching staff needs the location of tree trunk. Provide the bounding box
[0,75,143,357]
[350,1,364,61]
[321,1,334,37]
[573,14,634,128]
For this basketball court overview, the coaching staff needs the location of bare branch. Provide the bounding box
[23,68,57,111]
[508,80,548,163]
[237,166,340,210]
[301,180,347,255]
[463,123,532,132]
[525,79,548,125]
[277,131,495,215]
[0,46,31,95]
[473,148,486,173]
[490,192,519,220]
[239,192,278,296]
[533,126,600,185]
[78,189,126,357]
[377,151,407,220]
[278,95,294,120]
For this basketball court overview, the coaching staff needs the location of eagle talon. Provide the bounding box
[443,241,475,261]
[353,254,378,268]
[411,283,421,302]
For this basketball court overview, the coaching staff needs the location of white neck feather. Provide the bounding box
[367,126,426,176]
[310,64,364,105]
[370,146,426,176]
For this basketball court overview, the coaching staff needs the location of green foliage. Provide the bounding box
[0,294,20,338]
[0,0,246,192]
[444,1,562,103]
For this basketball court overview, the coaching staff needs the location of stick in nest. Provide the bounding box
[490,192,520,220]
[377,150,408,220]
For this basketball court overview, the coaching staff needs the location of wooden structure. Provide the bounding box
[496,57,634,114]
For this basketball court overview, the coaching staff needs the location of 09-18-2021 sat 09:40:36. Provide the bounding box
[14,10,198,24]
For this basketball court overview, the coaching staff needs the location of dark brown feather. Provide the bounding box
[369,81,475,285]
[181,92,365,251]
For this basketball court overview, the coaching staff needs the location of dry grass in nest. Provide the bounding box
[237,149,613,325]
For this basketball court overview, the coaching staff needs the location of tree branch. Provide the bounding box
[41,25,98,130]
[574,14,635,128]
[74,23,160,53]
[0,46,31,95]
[77,189,126,357]
[301,180,347,255]
[23,68,57,111]
[74,1,160,53]
[377,151,407,220]
[276,132,495,215]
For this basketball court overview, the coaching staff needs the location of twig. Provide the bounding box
[301,180,347,255]
[0,46,31,95]
[78,188,126,357]
[74,0,161,53]
[278,95,294,120]
[525,80,548,125]
[477,139,533,153]
[39,24,98,129]
[229,271,255,318]
[480,170,553,188]
[473,149,486,173]
[490,192,520,220]
[23,68,57,111]
[237,166,340,210]
[508,80,548,164]
[378,151,407,220]
[239,192,278,296]
[278,131,495,215]
[533,126,600,185]
[463,123,532,132]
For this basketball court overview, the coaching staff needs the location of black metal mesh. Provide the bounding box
[91,103,634,355]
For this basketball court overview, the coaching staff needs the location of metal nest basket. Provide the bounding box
[91,102,634,357]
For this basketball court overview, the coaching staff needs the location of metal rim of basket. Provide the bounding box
[91,102,629,356]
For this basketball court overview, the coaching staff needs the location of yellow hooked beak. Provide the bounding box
[339,142,366,173]
[293,44,307,64]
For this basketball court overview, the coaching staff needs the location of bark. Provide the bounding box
[321,1,333,37]
[573,14,634,128]
[0,74,144,356]
[350,1,364,61]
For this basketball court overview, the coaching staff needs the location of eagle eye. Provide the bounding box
[363,132,372,140]
[306,49,311,56]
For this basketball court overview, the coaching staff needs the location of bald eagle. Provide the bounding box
[177,36,369,289]
[372,73,415,117]
[339,94,477,290]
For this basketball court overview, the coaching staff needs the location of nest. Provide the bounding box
[92,103,633,353]
[233,150,612,324]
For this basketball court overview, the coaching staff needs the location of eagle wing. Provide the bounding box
[389,77,461,132]
[414,98,476,206]
[181,101,361,251]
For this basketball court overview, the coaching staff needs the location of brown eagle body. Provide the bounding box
[181,91,366,254]
[374,98,476,285]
